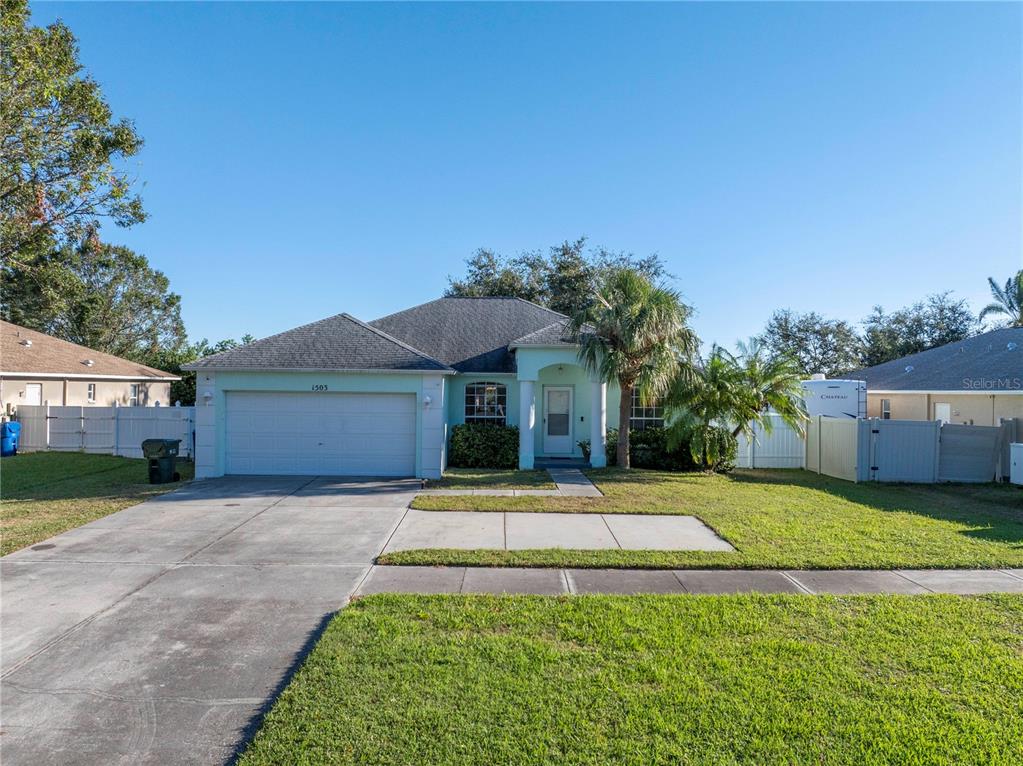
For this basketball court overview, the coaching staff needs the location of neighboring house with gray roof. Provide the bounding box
[856,327,1023,426]
[184,297,635,479]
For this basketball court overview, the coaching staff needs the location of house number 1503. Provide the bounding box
[311,384,328,391]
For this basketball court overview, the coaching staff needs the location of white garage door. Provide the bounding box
[225,391,416,476]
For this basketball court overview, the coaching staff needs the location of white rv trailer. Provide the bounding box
[800,375,867,419]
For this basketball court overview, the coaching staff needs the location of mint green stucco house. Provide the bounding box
[184,298,662,479]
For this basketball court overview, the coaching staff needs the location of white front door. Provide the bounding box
[934,402,951,424]
[24,383,42,406]
[543,387,573,454]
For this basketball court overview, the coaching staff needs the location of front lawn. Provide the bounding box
[384,468,1023,569]
[0,452,194,555]
[426,468,555,489]
[239,593,1023,766]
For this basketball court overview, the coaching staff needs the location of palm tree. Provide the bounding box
[727,338,808,439]
[572,268,699,469]
[979,270,1023,327]
[665,347,749,470]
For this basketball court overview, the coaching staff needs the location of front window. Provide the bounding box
[630,388,664,430]
[465,382,506,424]
[129,384,140,407]
[87,383,96,403]
[880,399,891,420]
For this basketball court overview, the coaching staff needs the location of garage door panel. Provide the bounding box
[339,415,415,434]
[358,435,416,452]
[225,392,416,476]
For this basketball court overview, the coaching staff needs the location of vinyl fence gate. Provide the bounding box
[803,415,1011,484]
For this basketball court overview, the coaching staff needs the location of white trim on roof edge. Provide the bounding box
[181,366,455,375]
[0,371,180,381]
[867,389,1023,395]
[508,343,580,350]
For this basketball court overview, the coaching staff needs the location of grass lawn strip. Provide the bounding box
[238,593,1023,766]
[425,468,555,489]
[1,452,194,555]
[391,468,1023,570]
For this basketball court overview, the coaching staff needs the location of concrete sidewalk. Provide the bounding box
[383,510,734,553]
[418,467,603,497]
[358,565,1023,596]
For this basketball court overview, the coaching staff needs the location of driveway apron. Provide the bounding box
[0,476,416,766]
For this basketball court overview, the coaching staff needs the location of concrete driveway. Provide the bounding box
[1,476,418,766]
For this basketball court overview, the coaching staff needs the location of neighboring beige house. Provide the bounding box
[1,320,179,412]
[857,327,1023,426]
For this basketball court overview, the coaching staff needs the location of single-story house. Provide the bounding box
[857,326,1022,426]
[0,320,179,412]
[184,297,657,479]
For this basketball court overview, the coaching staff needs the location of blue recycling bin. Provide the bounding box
[1,421,22,457]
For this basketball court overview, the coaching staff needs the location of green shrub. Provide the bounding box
[580,425,734,472]
[579,426,688,470]
[578,427,618,466]
[629,426,695,471]
[670,423,737,472]
[449,423,519,469]
[604,428,618,466]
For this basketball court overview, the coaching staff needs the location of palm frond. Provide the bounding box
[980,270,1023,327]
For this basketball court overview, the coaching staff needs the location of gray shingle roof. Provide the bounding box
[370,297,573,373]
[854,327,1023,392]
[183,313,451,372]
[510,320,594,347]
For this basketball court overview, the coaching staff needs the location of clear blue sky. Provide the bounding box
[32,2,1023,349]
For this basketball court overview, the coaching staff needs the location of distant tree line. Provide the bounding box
[447,243,1018,377]
[761,292,981,377]
[760,270,1021,377]
[445,237,672,319]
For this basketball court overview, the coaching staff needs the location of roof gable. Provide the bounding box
[0,321,177,379]
[855,327,1023,392]
[370,297,572,373]
[184,313,451,372]
[510,320,596,347]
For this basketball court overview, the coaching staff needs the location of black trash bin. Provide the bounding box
[141,438,181,484]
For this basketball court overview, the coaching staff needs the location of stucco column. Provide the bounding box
[194,372,220,479]
[589,380,607,468]
[518,379,535,470]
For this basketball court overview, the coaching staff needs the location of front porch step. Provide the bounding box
[534,457,590,469]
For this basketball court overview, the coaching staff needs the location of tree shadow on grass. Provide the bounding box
[3,461,196,504]
[725,469,1023,546]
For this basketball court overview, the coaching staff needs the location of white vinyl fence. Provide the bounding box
[745,415,1013,484]
[736,414,806,468]
[15,405,195,459]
